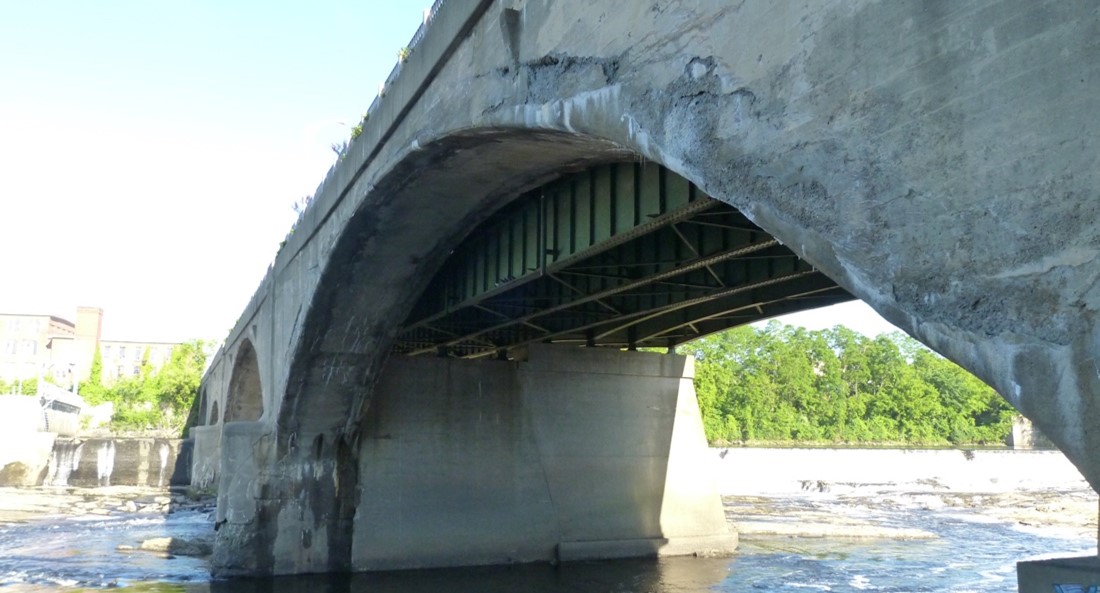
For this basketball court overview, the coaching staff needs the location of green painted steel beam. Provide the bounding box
[394,162,854,358]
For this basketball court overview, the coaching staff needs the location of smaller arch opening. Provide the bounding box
[197,388,209,426]
[226,340,264,422]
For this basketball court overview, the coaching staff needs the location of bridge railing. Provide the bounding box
[217,0,493,379]
[276,0,494,272]
[366,0,450,120]
[286,0,471,257]
[289,0,451,238]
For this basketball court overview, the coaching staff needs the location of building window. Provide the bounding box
[133,366,141,377]
[118,346,126,359]
[22,340,36,355]
[3,341,15,355]
[104,345,112,358]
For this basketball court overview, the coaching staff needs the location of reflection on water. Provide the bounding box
[208,558,733,593]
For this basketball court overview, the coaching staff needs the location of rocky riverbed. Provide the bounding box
[0,486,215,522]
[0,485,216,562]
[0,449,1096,592]
[725,486,1098,542]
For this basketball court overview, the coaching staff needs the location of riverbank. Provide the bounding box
[0,485,214,524]
[717,447,1098,543]
[726,488,1098,541]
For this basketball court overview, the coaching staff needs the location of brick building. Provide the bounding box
[0,306,179,390]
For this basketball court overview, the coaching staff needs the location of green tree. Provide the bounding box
[681,323,1014,447]
[89,340,209,435]
[83,347,108,404]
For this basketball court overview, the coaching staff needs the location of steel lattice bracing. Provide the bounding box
[395,162,853,358]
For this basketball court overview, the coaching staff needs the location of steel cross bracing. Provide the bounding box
[394,162,853,358]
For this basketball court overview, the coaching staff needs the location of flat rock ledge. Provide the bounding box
[0,485,215,523]
[736,521,935,540]
[122,536,213,557]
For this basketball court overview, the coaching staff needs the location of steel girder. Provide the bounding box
[394,162,853,358]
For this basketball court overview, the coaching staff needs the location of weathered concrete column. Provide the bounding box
[188,424,222,489]
[352,344,735,570]
[212,419,361,577]
[212,421,276,576]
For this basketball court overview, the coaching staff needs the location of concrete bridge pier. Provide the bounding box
[211,345,735,575]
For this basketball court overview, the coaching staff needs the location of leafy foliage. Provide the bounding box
[679,322,1016,446]
[350,112,368,140]
[0,377,39,395]
[0,373,67,396]
[82,340,208,435]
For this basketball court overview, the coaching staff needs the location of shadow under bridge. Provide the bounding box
[395,162,854,358]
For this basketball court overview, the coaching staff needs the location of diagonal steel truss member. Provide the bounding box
[394,162,853,357]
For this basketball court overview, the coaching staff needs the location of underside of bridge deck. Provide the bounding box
[395,162,853,358]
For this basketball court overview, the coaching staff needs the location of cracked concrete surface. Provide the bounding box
[197,0,1100,576]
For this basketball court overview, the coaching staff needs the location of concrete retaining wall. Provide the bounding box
[43,438,190,488]
[351,344,735,571]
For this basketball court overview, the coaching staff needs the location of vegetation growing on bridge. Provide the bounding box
[682,323,1015,446]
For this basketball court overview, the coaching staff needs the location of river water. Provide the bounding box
[0,449,1094,592]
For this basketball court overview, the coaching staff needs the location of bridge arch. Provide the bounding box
[209,0,1100,578]
[226,339,263,423]
[278,129,640,442]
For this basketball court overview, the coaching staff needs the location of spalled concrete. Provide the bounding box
[194,0,1100,578]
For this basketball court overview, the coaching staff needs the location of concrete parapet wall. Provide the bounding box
[351,345,734,571]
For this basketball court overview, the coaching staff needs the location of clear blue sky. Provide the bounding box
[0,1,900,343]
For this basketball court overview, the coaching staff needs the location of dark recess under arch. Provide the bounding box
[226,340,263,422]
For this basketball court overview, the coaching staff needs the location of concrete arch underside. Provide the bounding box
[226,339,263,423]
[208,0,1100,579]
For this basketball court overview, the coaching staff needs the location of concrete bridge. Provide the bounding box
[189,0,1100,584]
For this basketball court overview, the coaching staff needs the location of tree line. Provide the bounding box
[679,322,1016,446]
[0,341,206,435]
[78,340,208,435]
